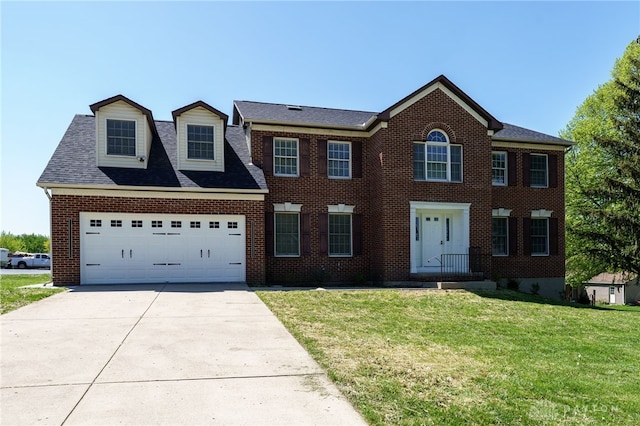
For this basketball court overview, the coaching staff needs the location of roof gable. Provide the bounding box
[89,94,158,137]
[378,75,503,131]
[172,101,229,131]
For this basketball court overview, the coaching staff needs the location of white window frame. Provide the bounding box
[274,213,300,257]
[492,151,507,186]
[413,131,462,183]
[106,118,137,157]
[273,203,303,257]
[328,141,352,179]
[328,214,353,257]
[530,218,549,256]
[274,137,299,177]
[186,124,215,161]
[530,153,548,188]
[492,217,509,257]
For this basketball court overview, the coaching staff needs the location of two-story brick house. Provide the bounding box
[38,75,571,297]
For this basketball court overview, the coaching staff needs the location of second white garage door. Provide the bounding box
[80,213,245,284]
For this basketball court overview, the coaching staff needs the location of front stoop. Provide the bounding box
[437,280,496,290]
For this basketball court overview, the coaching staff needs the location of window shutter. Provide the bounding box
[352,141,362,178]
[523,217,531,255]
[549,218,559,255]
[522,153,531,187]
[265,212,274,256]
[319,213,328,255]
[318,139,327,177]
[301,213,311,255]
[548,154,558,188]
[509,217,518,256]
[508,152,517,186]
[262,136,273,176]
[353,214,363,255]
[300,138,310,177]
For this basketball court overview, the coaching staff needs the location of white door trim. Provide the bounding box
[410,201,471,274]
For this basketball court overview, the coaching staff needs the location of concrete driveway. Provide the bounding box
[1,283,365,425]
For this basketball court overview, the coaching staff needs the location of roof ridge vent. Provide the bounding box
[286,105,302,111]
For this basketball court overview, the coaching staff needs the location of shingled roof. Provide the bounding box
[494,123,573,146]
[234,77,570,146]
[233,101,377,130]
[37,115,267,191]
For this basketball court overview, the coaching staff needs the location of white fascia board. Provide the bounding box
[250,121,386,138]
[491,141,570,151]
[41,185,267,200]
[410,201,472,211]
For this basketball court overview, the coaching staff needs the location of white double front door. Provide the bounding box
[410,202,470,274]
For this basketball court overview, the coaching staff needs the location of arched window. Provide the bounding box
[426,130,448,143]
[413,130,462,182]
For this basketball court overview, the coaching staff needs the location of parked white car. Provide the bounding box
[9,253,51,269]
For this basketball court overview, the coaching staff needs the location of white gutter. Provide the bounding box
[35,182,268,194]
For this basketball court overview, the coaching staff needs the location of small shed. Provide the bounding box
[584,272,640,305]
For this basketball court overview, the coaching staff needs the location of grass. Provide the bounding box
[257,288,640,425]
[0,274,65,314]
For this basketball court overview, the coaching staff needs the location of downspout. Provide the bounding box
[42,186,52,201]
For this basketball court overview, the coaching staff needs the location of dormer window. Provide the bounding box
[107,119,136,156]
[187,125,215,160]
[172,101,227,172]
[90,95,156,169]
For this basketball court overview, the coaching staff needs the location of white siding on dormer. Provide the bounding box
[95,101,150,169]
[176,107,225,172]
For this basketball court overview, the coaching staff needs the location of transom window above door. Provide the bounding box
[413,130,462,182]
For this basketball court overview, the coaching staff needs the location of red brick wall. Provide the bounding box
[252,130,371,284]
[380,89,494,280]
[492,147,566,279]
[366,129,388,282]
[247,89,566,285]
[49,195,265,285]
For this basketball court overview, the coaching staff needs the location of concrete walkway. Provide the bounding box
[1,284,365,425]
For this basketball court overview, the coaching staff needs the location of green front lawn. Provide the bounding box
[0,274,65,314]
[258,289,639,425]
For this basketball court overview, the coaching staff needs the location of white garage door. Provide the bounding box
[80,213,245,284]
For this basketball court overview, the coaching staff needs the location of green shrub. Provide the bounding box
[507,278,520,291]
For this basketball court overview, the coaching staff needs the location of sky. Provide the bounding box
[1,1,638,236]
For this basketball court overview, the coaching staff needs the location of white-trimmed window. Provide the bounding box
[492,217,508,256]
[329,214,352,256]
[328,141,351,179]
[274,213,300,256]
[274,137,299,176]
[187,124,215,160]
[530,154,548,187]
[492,151,507,185]
[413,130,462,182]
[531,218,549,256]
[106,119,136,156]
